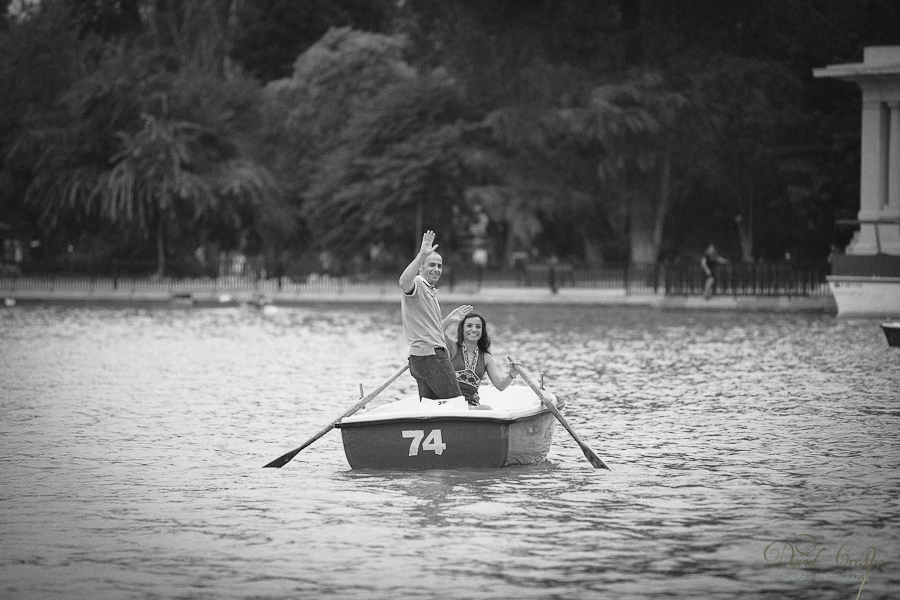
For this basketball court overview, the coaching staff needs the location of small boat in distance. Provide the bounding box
[334,385,562,470]
[882,322,900,347]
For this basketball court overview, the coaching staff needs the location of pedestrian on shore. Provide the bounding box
[472,247,488,290]
[701,244,728,299]
[548,255,559,294]
[444,310,518,409]
[399,230,467,400]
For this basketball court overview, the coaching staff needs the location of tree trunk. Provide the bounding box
[650,149,672,261]
[224,0,240,78]
[734,162,754,262]
[155,216,166,279]
[629,188,657,264]
[414,196,423,254]
[621,0,642,65]
[579,224,603,268]
[735,214,753,262]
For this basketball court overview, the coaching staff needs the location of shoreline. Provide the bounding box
[2,284,838,314]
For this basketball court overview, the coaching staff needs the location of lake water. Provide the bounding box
[1,303,898,600]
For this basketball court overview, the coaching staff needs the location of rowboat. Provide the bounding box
[334,385,563,470]
[263,360,607,471]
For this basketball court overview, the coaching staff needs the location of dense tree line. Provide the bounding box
[1,0,898,276]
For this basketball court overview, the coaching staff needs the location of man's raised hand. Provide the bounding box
[420,230,438,256]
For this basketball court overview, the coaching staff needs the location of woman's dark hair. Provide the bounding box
[456,313,491,354]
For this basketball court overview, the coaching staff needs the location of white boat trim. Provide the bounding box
[827,276,900,317]
[340,385,556,424]
[828,276,900,283]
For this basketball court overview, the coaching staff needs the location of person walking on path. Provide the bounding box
[701,243,729,299]
[548,255,559,294]
[399,230,469,400]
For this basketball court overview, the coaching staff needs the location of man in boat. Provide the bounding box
[399,230,470,401]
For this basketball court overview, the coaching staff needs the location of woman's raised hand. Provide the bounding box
[448,305,474,322]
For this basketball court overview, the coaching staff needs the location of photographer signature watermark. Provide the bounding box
[764,534,886,598]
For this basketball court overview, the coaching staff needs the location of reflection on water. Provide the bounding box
[1,304,898,599]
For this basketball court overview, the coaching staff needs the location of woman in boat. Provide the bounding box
[445,309,519,408]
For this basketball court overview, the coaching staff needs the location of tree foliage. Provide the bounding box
[231,0,395,82]
[262,28,469,257]
[6,15,280,274]
[2,0,898,273]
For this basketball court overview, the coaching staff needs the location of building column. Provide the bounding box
[888,102,900,212]
[851,98,889,254]
[882,102,900,253]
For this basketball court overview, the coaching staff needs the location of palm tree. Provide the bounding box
[24,110,275,278]
[88,112,275,277]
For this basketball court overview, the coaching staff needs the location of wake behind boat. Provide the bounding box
[334,385,562,470]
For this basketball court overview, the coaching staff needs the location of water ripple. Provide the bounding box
[1,304,898,599]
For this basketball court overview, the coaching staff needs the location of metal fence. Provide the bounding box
[0,259,830,297]
[662,262,831,297]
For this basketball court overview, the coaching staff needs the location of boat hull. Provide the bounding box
[827,276,900,317]
[883,322,900,347]
[335,386,559,470]
[338,411,555,470]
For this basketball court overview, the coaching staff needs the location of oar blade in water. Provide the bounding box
[263,364,410,468]
[509,357,610,471]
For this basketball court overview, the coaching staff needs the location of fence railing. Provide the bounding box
[0,260,831,297]
[662,262,831,297]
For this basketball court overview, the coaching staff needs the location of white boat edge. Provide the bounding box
[341,385,557,424]
[827,276,900,317]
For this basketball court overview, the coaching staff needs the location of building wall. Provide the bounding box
[816,46,900,256]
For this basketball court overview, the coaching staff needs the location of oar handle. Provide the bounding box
[263,363,410,468]
[509,357,610,470]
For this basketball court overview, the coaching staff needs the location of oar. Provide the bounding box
[263,364,410,468]
[508,357,610,470]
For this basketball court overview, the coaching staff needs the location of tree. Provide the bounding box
[262,28,470,257]
[681,54,807,261]
[580,70,690,264]
[394,0,634,265]
[15,39,278,275]
[26,108,275,276]
[231,0,394,82]
[0,0,92,242]
[472,98,601,264]
[6,0,892,271]
[102,114,274,276]
[67,0,142,38]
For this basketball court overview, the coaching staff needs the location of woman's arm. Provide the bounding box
[442,305,472,359]
[484,353,517,391]
[443,321,459,359]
